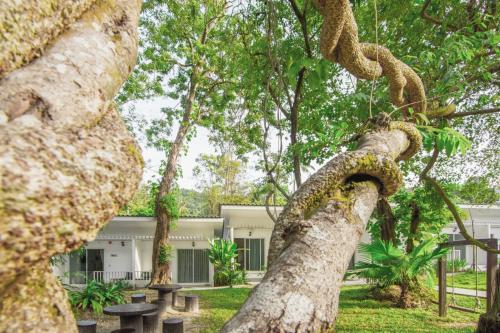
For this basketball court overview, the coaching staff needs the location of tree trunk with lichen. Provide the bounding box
[150,70,198,285]
[0,1,143,332]
[222,121,422,332]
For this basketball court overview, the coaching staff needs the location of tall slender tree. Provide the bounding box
[130,0,237,284]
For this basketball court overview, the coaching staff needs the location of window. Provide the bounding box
[177,249,209,283]
[234,238,265,271]
[69,249,104,284]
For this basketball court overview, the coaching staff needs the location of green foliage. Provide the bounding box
[418,125,472,157]
[208,239,246,287]
[454,176,499,205]
[348,238,448,290]
[192,286,481,333]
[446,258,468,273]
[119,183,157,216]
[160,193,180,220]
[67,280,127,314]
[369,184,459,246]
[49,246,85,267]
[159,243,173,265]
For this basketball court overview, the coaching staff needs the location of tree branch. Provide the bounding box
[420,0,458,30]
[445,107,500,119]
[423,176,500,254]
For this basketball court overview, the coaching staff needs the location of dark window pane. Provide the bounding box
[194,249,209,283]
[177,249,193,283]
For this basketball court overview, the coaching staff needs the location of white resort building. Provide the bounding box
[53,204,500,287]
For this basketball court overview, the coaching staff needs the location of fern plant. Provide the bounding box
[348,238,447,308]
[67,280,126,314]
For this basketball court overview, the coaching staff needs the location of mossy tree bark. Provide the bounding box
[0,1,143,332]
[222,122,422,332]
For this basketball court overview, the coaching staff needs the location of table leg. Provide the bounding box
[157,290,171,312]
[158,290,170,303]
[120,315,144,333]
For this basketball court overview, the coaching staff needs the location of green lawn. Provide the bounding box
[193,286,481,333]
[447,272,486,291]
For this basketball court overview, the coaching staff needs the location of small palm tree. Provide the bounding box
[348,238,447,308]
[208,239,245,287]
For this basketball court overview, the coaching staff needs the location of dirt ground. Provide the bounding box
[76,288,202,333]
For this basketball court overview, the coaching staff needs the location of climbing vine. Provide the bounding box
[160,193,180,220]
[158,244,173,265]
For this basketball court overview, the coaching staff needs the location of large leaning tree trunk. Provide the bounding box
[150,68,199,285]
[222,0,427,331]
[222,120,422,332]
[0,1,143,332]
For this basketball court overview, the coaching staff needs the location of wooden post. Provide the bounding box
[486,238,498,311]
[438,255,447,317]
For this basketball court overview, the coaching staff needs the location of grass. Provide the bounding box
[193,286,481,333]
[447,272,486,291]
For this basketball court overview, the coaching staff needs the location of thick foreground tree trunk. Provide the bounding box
[0,1,143,331]
[0,0,97,77]
[221,121,421,332]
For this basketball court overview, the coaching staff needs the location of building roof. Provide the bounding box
[116,214,220,219]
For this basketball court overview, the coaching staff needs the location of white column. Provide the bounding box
[131,238,136,289]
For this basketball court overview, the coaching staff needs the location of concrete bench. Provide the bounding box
[162,318,183,333]
[77,320,96,333]
[131,293,146,303]
[184,294,199,313]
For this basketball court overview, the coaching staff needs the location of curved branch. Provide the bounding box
[423,176,500,254]
[265,191,278,223]
[445,107,500,119]
[420,0,458,31]
[313,0,427,115]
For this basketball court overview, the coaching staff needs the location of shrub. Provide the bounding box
[347,238,447,308]
[67,280,126,314]
[446,258,468,272]
[208,239,247,287]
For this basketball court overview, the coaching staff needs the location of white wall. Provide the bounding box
[87,240,132,278]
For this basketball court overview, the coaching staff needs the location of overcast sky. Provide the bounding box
[128,98,263,190]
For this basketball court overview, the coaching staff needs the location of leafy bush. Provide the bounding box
[348,238,447,308]
[160,193,180,220]
[67,280,126,314]
[208,239,246,287]
[446,258,468,273]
